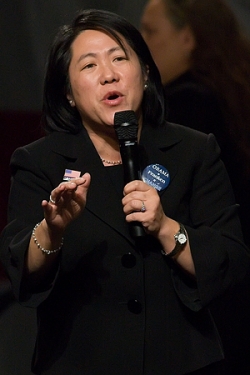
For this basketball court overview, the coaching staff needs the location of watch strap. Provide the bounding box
[161,223,187,258]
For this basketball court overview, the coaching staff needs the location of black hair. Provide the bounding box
[42,9,166,134]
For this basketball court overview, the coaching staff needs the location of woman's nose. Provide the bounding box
[100,63,119,85]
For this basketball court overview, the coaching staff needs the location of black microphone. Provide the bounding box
[114,110,145,237]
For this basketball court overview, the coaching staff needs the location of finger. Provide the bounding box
[123,180,148,196]
[60,173,91,202]
[42,199,56,221]
[48,173,91,206]
[123,198,147,214]
[60,173,91,191]
[52,174,88,197]
[71,173,91,198]
[122,191,146,206]
[49,184,66,205]
[77,173,91,189]
[125,211,149,226]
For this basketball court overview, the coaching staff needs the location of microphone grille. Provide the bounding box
[114,110,138,141]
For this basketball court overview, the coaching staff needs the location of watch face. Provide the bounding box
[178,233,187,244]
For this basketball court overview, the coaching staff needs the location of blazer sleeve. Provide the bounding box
[0,145,59,306]
[171,133,250,310]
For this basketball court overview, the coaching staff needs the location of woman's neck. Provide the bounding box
[83,113,143,166]
[88,129,122,166]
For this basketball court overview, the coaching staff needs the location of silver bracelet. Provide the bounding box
[32,222,64,255]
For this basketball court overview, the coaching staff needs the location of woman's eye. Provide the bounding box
[114,56,127,62]
[82,63,95,70]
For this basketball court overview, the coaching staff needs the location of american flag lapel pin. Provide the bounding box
[63,169,81,181]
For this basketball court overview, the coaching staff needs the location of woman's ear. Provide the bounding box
[66,94,75,107]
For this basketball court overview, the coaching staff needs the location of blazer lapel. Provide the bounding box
[140,122,182,198]
[49,129,133,244]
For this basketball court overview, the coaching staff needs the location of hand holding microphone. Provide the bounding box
[114,110,145,237]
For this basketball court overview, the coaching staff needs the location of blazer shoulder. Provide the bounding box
[13,130,85,159]
[166,121,212,141]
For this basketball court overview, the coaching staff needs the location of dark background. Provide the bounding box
[0,1,250,374]
[0,0,249,112]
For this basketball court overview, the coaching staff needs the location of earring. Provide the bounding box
[144,82,148,90]
[69,100,73,104]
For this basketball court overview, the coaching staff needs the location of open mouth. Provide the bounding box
[108,94,119,100]
[104,91,122,101]
[103,91,123,105]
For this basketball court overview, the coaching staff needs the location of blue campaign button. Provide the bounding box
[141,164,170,191]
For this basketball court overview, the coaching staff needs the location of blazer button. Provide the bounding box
[127,299,142,314]
[121,253,136,268]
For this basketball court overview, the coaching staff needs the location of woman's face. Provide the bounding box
[140,0,195,85]
[67,29,147,132]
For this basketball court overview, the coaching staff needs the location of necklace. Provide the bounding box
[101,158,122,165]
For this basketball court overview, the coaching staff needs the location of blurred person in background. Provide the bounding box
[140,0,250,247]
[141,1,250,373]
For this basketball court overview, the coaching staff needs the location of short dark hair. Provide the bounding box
[42,9,166,134]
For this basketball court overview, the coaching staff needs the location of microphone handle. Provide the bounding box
[120,142,145,237]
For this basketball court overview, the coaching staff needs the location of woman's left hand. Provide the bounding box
[122,180,168,236]
[123,180,195,276]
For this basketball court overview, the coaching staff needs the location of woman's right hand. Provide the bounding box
[25,173,91,276]
[42,172,91,233]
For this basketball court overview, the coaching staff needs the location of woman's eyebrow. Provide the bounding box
[76,46,124,64]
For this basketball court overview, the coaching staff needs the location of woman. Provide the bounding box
[0,9,249,375]
[140,0,250,247]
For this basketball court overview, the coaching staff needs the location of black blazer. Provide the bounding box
[0,122,249,375]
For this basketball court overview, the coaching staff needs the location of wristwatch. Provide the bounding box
[161,223,188,258]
